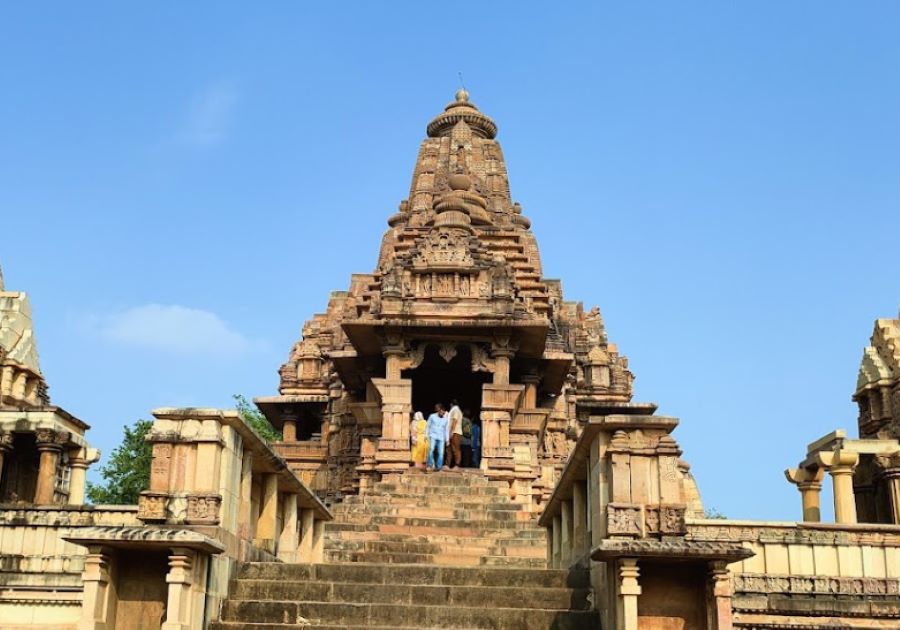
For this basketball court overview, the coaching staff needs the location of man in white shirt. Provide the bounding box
[447,399,463,469]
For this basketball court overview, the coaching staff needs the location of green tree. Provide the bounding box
[234,394,281,443]
[703,507,728,520]
[86,419,153,505]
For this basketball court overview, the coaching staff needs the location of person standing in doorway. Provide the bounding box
[460,408,473,467]
[425,403,449,472]
[447,399,463,469]
[410,411,428,469]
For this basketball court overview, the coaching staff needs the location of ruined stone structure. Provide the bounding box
[257,89,635,507]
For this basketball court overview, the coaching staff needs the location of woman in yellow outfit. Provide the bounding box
[410,411,429,469]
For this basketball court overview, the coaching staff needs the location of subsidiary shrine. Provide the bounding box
[0,92,897,630]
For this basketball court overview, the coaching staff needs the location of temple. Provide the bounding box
[0,93,897,630]
[256,89,657,509]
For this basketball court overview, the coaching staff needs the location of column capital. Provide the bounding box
[784,467,824,491]
[35,428,70,452]
[817,450,859,474]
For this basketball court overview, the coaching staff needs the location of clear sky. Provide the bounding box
[1,3,897,520]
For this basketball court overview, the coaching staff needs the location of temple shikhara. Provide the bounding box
[256,88,650,509]
[0,92,897,630]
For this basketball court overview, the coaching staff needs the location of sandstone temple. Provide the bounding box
[0,92,898,630]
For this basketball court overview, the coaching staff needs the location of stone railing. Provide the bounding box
[0,504,138,630]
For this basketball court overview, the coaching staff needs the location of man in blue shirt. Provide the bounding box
[425,403,449,472]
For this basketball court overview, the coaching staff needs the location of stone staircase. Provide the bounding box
[212,471,596,629]
[324,470,547,568]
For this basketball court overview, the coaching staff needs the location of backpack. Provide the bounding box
[462,417,472,439]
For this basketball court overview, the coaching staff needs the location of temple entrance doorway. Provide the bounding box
[402,344,490,468]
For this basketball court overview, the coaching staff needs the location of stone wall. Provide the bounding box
[0,505,139,629]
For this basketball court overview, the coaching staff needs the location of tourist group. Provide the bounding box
[409,400,482,472]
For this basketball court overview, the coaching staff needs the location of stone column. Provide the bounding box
[561,500,573,567]
[312,518,325,562]
[0,432,13,489]
[784,467,824,522]
[708,561,733,630]
[521,372,540,409]
[35,429,67,504]
[818,450,859,524]
[69,458,89,505]
[298,508,315,562]
[255,473,279,547]
[77,546,115,630]
[161,548,194,630]
[237,450,254,539]
[618,558,641,630]
[551,514,561,569]
[491,352,513,385]
[572,481,588,556]
[278,493,299,562]
[282,409,298,443]
[877,453,900,525]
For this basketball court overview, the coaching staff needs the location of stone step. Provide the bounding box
[325,530,546,544]
[326,515,537,531]
[331,505,532,522]
[339,495,525,510]
[217,600,595,629]
[236,563,589,589]
[324,551,545,567]
[230,580,591,611]
[325,537,546,554]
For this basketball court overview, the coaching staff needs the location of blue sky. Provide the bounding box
[1,3,897,520]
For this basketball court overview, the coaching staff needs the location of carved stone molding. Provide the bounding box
[608,502,687,537]
[733,572,900,596]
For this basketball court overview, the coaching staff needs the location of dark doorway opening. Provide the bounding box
[402,343,490,439]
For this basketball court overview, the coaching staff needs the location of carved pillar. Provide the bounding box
[818,450,859,524]
[0,432,13,489]
[521,371,540,409]
[708,561,733,630]
[784,467,824,522]
[491,353,512,385]
[161,548,194,630]
[77,546,115,630]
[35,428,67,504]
[372,377,413,478]
[572,481,588,556]
[282,409,298,443]
[618,558,641,630]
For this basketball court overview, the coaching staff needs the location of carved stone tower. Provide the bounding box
[256,91,639,507]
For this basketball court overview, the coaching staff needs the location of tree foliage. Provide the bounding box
[703,507,728,520]
[86,419,153,505]
[234,394,281,443]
